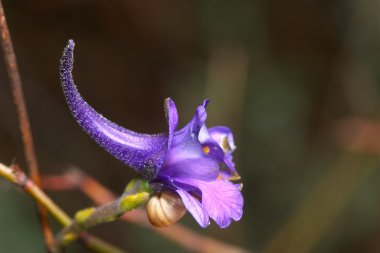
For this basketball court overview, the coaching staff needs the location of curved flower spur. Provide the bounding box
[60,40,243,229]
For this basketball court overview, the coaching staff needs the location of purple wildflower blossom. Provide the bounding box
[60,40,243,228]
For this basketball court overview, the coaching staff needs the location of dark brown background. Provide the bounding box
[1,1,380,253]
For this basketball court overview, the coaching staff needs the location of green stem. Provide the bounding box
[0,163,128,253]
[54,178,152,251]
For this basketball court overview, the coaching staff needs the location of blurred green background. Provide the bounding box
[1,0,380,252]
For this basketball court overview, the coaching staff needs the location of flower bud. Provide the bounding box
[146,191,186,227]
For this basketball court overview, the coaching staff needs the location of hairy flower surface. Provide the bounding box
[60,40,243,228]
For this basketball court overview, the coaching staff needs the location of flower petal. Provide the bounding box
[199,125,225,161]
[165,98,178,152]
[208,126,236,153]
[190,99,209,134]
[175,188,210,228]
[161,153,219,181]
[60,40,176,179]
[179,178,243,228]
[159,100,219,181]
[208,126,238,176]
[222,154,237,177]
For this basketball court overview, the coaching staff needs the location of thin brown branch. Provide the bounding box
[43,170,252,253]
[0,162,127,253]
[0,0,54,250]
[0,0,40,187]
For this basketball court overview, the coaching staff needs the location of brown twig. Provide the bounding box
[43,170,252,253]
[0,0,54,250]
[0,163,127,253]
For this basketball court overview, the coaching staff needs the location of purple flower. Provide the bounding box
[60,40,243,228]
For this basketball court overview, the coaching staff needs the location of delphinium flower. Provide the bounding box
[60,40,243,228]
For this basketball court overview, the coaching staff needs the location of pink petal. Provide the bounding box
[184,179,243,228]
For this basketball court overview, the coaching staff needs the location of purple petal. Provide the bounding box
[159,100,219,181]
[60,40,176,179]
[161,153,219,181]
[178,178,243,228]
[208,126,236,152]
[222,154,237,176]
[199,125,225,161]
[208,126,237,175]
[175,188,210,228]
[165,98,178,151]
[186,99,209,135]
